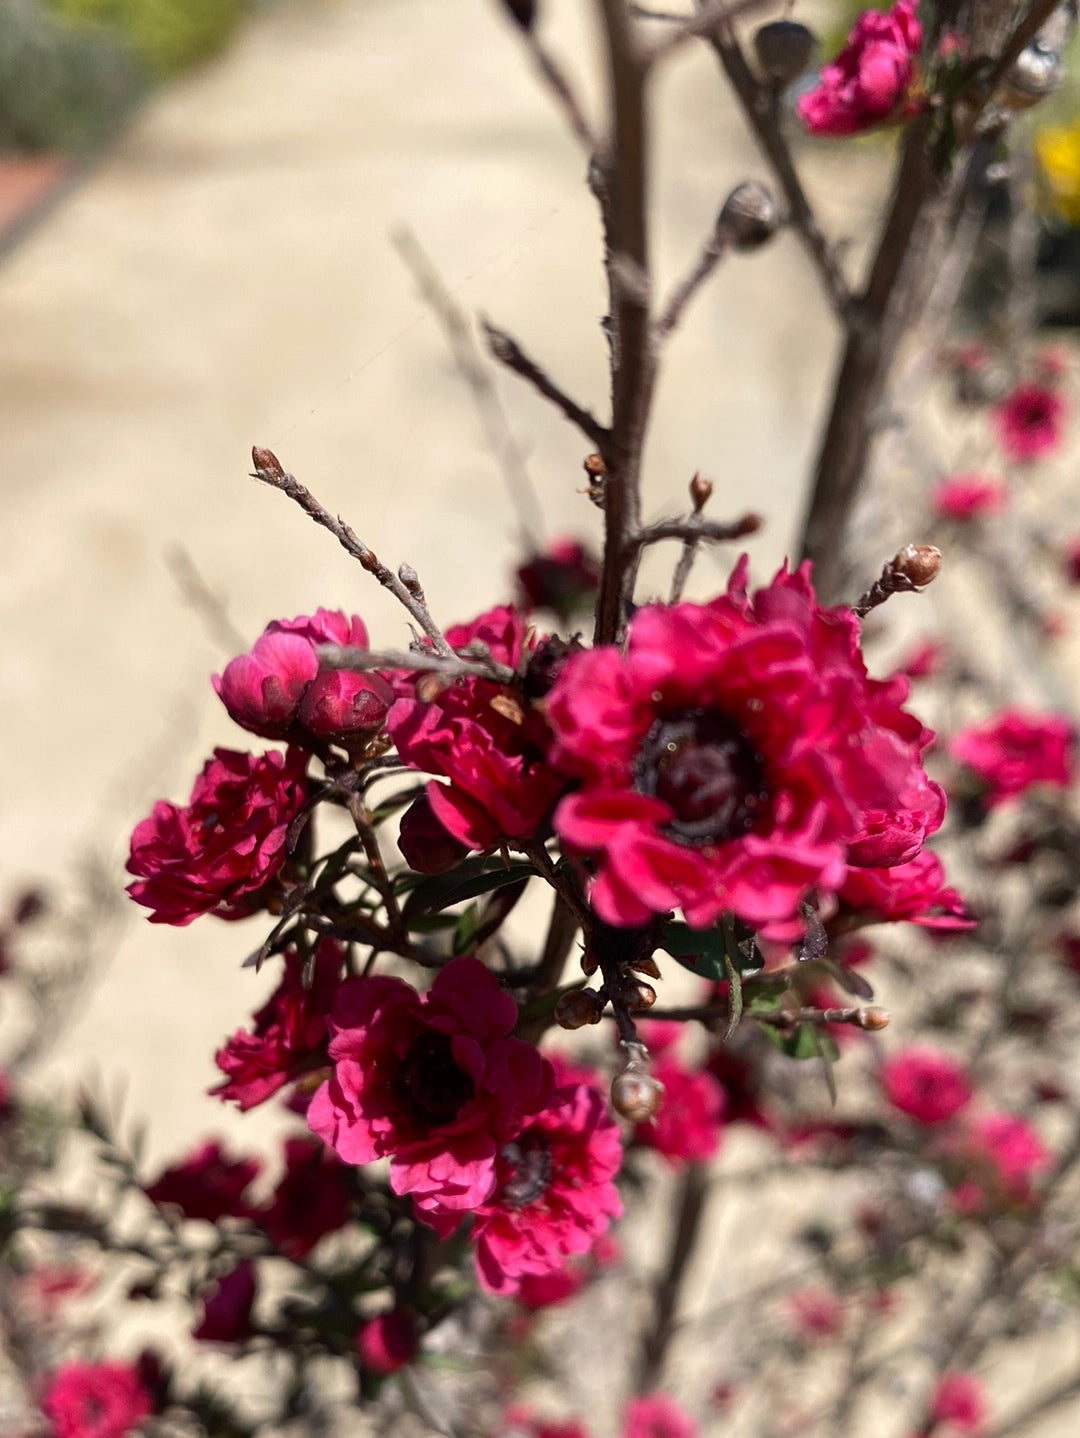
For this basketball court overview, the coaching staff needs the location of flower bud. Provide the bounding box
[611,1069,664,1122]
[689,473,713,513]
[628,953,662,980]
[620,978,657,1012]
[297,668,394,740]
[554,988,606,1030]
[397,795,469,876]
[893,544,942,589]
[719,182,780,251]
[753,20,816,86]
[251,446,285,480]
[1000,44,1062,110]
[855,1006,890,1031]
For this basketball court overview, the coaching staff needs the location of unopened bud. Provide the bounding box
[689,473,713,514]
[502,0,536,30]
[753,20,816,86]
[584,453,607,481]
[580,947,599,977]
[554,988,605,1030]
[620,979,657,1013]
[893,544,942,589]
[251,445,285,480]
[611,1069,664,1122]
[398,563,424,598]
[1001,44,1061,110]
[719,182,780,251]
[856,1006,890,1031]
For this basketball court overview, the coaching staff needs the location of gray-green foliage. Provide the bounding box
[0,0,141,151]
[44,0,248,79]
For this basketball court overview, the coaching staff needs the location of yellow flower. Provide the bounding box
[1035,119,1080,227]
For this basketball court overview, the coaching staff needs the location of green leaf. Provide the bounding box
[660,917,761,983]
[453,903,481,954]
[402,858,535,921]
[722,944,742,1040]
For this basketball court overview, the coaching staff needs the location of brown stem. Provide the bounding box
[482,319,611,450]
[705,20,852,321]
[798,120,943,600]
[637,1163,710,1391]
[593,0,656,645]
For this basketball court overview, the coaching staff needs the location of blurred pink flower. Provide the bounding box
[798,2,921,137]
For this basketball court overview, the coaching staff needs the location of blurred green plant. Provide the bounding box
[0,0,142,152]
[44,0,249,79]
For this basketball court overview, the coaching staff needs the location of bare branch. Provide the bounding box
[164,544,247,654]
[655,227,730,339]
[628,510,761,554]
[481,319,611,449]
[250,448,452,655]
[394,228,544,548]
[522,32,598,151]
[647,0,777,64]
[704,17,853,322]
[319,643,517,687]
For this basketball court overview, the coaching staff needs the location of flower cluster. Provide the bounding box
[798,1,922,138]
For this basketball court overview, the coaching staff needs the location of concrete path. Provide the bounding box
[0,0,877,1149]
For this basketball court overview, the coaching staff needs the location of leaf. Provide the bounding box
[795,902,828,962]
[402,858,535,921]
[660,917,762,983]
[722,944,743,1039]
[808,1025,839,1107]
[822,957,874,1001]
[453,903,481,954]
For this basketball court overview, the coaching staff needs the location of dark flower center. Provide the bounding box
[397,1032,475,1124]
[634,709,768,847]
[498,1133,552,1209]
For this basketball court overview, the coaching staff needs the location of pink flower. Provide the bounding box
[308,956,551,1214]
[798,2,921,137]
[547,559,944,939]
[126,747,309,924]
[786,1285,846,1343]
[41,1362,153,1438]
[837,850,974,930]
[945,1111,1050,1213]
[880,1047,972,1125]
[514,1263,589,1310]
[622,1394,698,1438]
[994,382,1066,462]
[516,539,601,623]
[950,709,1073,806]
[634,1054,725,1168]
[356,1309,419,1374]
[505,1408,592,1438]
[143,1139,259,1223]
[257,1136,353,1259]
[389,607,569,852]
[451,1079,623,1296]
[194,1260,257,1344]
[211,943,342,1110]
[893,637,945,681]
[396,792,470,875]
[214,610,392,746]
[930,1372,987,1433]
[931,474,1007,522]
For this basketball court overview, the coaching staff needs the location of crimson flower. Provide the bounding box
[126,747,309,924]
[929,1373,987,1434]
[950,709,1074,806]
[994,382,1066,463]
[786,1286,846,1343]
[194,1261,257,1345]
[633,1045,725,1168]
[837,850,972,930]
[307,956,551,1213]
[437,1079,623,1296]
[622,1394,698,1438]
[516,539,601,623]
[798,1,921,137]
[41,1361,153,1438]
[931,474,1007,522]
[547,560,944,939]
[257,1136,353,1259]
[389,606,568,852]
[143,1139,259,1223]
[211,942,342,1110]
[355,1309,419,1375]
[214,609,393,746]
[880,1047,972,1125]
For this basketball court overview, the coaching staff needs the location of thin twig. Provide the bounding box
[655,228,729,339]
[164,545,247,654]
[628,511,761,553]
[981,1367,1080,1438]
[637,1164,711,1391]
[481,319,611,449]
[250,448,452,655]
[318,642,517,687]
[704,16,853,322]
[393,228,545,548]
[523,32,599,151]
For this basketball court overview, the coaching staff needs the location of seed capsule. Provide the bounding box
[893,544,942,590]
[753,20,816,86]
[611,1069,664,1122]
[554,988,605,1030]
[1001,44,1062,110]
[620,978,657,1013]
[719,182,780,252]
